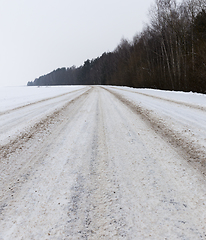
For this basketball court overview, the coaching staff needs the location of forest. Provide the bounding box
[27,0,206,93]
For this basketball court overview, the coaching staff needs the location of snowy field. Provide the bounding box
[0,85,206,239]
[0,86,85,112]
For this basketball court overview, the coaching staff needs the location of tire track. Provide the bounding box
[0,87,85,116]
[0,88,91,161]
[111,87,206,112]
[0,88,92,214]
[105,87,206,176]
[1,86,206,239]
[64,89,128,239]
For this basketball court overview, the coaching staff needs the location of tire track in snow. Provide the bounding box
[111,87,206,112]
[1,86,206,239]
[0,88,92,213]
[0,88,91,160]
[105,87,206,176]
[0,88,84,116]
[65,88,128,239]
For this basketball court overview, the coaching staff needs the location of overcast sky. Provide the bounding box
[0,0,154,86]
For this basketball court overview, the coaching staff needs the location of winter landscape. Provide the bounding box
[0,85,206,239]
[1,0,206,238]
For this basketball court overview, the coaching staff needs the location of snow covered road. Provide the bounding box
[0,86,206,239]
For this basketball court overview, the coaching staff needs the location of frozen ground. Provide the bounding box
[0,86,206,239]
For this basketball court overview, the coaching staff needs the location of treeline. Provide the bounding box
[27,53,116,86]
[28,0,206,93]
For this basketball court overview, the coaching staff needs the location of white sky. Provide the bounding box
[0,0,154,86]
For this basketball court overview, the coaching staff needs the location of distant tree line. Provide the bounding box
[27,0,206,93]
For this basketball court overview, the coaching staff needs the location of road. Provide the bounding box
[0,86,206,239]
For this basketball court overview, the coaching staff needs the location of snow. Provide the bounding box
[1,85,206,112]
[0,86,206,239]
[110,86,206,169]
[0,85,85,112]
[110,86,206,107]
[0,86,88,146]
